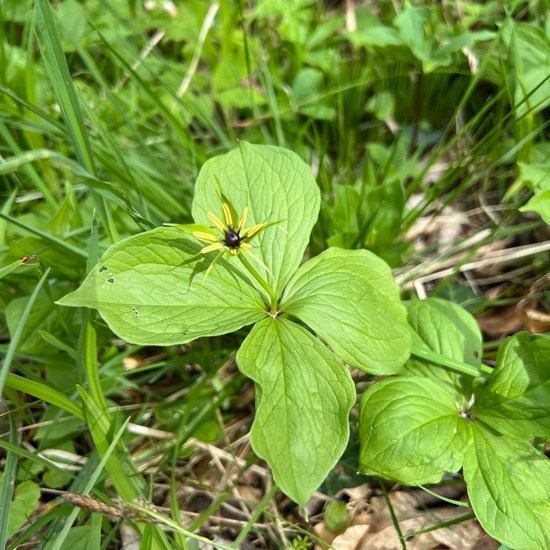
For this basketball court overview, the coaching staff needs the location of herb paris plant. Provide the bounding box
[59,142,412,504]
[359,298,550,550]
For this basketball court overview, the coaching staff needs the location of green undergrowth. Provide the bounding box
[1,0,549,549]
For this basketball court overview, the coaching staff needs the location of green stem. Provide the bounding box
[238,253,279,314]
[411,345,493,377]
[230,483,279,548]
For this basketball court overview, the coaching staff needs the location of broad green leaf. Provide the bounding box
[359,377,469,484]
[365,91,395,120]
[1,269,50,399]
[464,424,550,550]
[473,333,550,439]
[292,68,336,120]
[346,26,402,48]
[6,291,59,354]
[499,19,549,69]
[58,227,266,345]
[404,298,482,402]
[281,248,411,374]
[520,190,550,224]
[515,66,550,117]
[192,142,320,295]
[363,177,405,262]
[394,5,431,63]
[0,476,40,539]
[515,162,550,193]
[325,183,361,249]
[237,318,355,505]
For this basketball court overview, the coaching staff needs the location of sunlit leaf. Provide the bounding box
[359,377,469,484]
[282,248,411,374]
[237,318,355,505]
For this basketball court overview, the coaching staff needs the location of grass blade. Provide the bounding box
[0,213,88,258]
[47,418,131,550]
[5,373,83,420]
[0,416,19,548]
[0,268,50,397]
[34,0,95,173]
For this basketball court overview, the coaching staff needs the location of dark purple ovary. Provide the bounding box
[223,226,242,249]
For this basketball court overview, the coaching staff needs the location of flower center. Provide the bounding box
[223,226,242,249]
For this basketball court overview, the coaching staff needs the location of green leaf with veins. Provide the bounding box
[404,298,482,403]
[520,189,550,224]
[192,142,320,296]
[237,317,355,506]
[473,332,550,440]
[464,423,550,550]
[359,377,470,484]
[58,143,321,344]
[57,227,266,345]
[281,247,411,374]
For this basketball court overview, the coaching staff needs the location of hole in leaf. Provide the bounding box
[107,278,115,284]
[98,266,108,273]
[132,307,139,318]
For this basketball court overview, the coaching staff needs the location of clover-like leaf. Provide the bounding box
[281,247,411,374]
[192,142,320,295]
[464,423,550,550]
[359,377,470,484]
[237,317,355,505]
[473,332,550,439]
[58,227,266,344]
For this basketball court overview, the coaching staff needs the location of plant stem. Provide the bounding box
[230,483,279,548]
[238,253,279,314]
[411,345,493,377]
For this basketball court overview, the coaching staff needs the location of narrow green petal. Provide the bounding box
[203,249,226,281]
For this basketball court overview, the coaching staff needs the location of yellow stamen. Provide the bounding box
[201,242,223,254]
[245,223,265,238]
[238,207,249,232]
[222,203,233,226]
[193,231,219,242]
[207,212,225,233]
